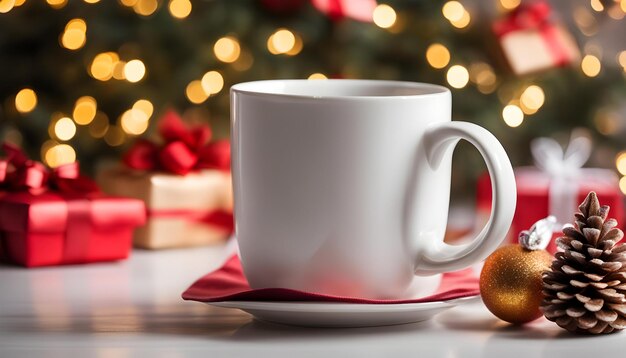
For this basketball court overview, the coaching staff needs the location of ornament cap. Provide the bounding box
[518,216,557,251]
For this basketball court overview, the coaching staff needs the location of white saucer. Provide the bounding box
[208,295,480,328]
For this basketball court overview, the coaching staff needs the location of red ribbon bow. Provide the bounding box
[0,143,99,194]
[492,1,552,36]
[123,110,231,175]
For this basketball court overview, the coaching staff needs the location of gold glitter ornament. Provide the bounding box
[480,217,555,324]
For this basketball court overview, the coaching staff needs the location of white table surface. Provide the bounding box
[1,242,625,358]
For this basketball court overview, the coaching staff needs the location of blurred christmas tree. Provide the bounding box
[0,0,625,194]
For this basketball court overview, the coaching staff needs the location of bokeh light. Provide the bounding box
[618,50,626,72]
[520,85,545,114]
[214,36,241,63]
[186,80,208,104]
[616,152,626,175]
[15,88,37,114]
[90,52,119,81]
[60,18,87,50]
[73,96,97,125]
[500,0,520,10]
[268,29,296,55]
[446,65,469,89]
[581,54,601,77]
[620,176,626,195]
[502,104,524,127]
[201,71,224,95]
[168,0,191,19]
[54,117,77,141]
[590,0,604,12]
[45,144,76,168]
[426,43,450,69]
[120,109,149,135]
[133,0,158,16]
[442,1,470,28]
[308,73,327,80]
[372,4,397,29]
[132,99,154,119]
[46,0,67,9]
[469,62,497,94]
[124,59,146,82]
[0,0,15,13]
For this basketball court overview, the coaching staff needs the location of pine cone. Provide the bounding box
[541,191,626,334]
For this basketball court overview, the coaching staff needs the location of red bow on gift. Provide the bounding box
[492,1,552,36]
[123,110,230,175]
[0,143,99,194]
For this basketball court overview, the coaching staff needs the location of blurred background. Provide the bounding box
[1,0,625,197]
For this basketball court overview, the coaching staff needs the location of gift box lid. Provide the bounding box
[0,191,146,234]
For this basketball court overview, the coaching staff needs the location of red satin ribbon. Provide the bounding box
[123,110,231,175]
[493,1,570,67]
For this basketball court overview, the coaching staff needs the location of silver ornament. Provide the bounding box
[518,216,557,251]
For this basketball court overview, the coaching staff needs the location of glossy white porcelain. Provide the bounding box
[231,80,516,300]
[210,296,480,328]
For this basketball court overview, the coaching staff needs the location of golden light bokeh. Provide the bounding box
[446,65,469,89]
[120,0,139,6]
[502,104,524,127]
[0,0,15,13]
[469,62,497,94]
[73,96,97,125]
[268,29,296,55]
[201,70,224,95]
[214,36,241,63]
[520,85,545,114]
[616,152,626,175]
[308,73,328,80]
[84,0,100,3]
[90,52,119,81]
[54,117,77,141]
[104,125,125,146]
[500,0,520,10]
[426,43,450,69]
[120,109,149,135]
[618,50,626,71]
[590,0,604,12]
[60,18,87,50]
[46,0,67,9]
[186,80,209,104]
[15,88,37,114]
[593,110,619,135]
[450,10,471,28]
[89,111,109,138]
[45,144,76,168]
[620,176,626,196]
[133,0,158,16]
[372,4,397,29]
[133,99,154,119]
[168,0,191,19]
[113,60,127,80]
[581,54,601,77]
[622,0,626,13]
[124,59,146,82]
[286,34,303,56]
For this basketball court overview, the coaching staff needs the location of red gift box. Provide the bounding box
[492,1,580,75]
[0,145,146,267]
[477,136,624,253]
[0,191,145,267]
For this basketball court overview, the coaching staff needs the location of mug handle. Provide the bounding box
[415,121,516,274]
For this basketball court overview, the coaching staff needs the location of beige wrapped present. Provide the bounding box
[99,167,233,249]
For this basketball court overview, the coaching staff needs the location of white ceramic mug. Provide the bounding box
[231,80,516,300]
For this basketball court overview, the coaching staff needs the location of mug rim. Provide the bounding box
[230,79,450,101]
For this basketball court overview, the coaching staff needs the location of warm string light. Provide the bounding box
[90,52,119,81]
[186,80,208,104]
[120,99,154,136]
[616,152,626,175]
[60,18,87,50]
[84,0,100,3]
[581,54,601,77]
[446,65,469,89]
[53,117,77,141]
[500,0,520,10]
[502,104,524,127]
[619,176,626,196]
[44,144,76,168]
[0,0,15,13]
[267,29,302,55]
[46,0,67,9]
[73,96,97,125]
[124,59,146,82]
[372,4,397,29]
[426,43,450,69]
[201,71,224,95]
[618,51,626,72]
[15,88,37,113]
[133,0,158,16]
[519,85,545,114]
[590,0,604,12]
[442,1,471,29]
[214,36,241,63]
[308,73,327,80]
[168,0,191,19]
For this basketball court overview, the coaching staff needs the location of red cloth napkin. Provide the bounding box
[182,255,480,304]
